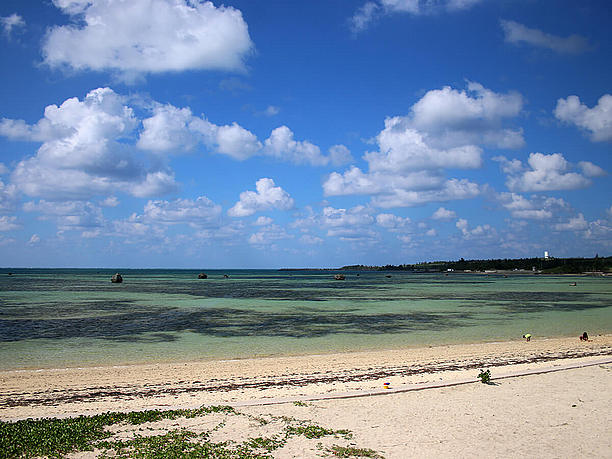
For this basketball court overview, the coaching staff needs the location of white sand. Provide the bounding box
[2,335,611,458]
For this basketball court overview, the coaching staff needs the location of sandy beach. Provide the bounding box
[2,335,611,457]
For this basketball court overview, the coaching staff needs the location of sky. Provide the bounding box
[0,0,610,268]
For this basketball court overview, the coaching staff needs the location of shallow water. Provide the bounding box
[0,269,610,370]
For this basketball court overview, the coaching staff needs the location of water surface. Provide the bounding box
[1,269,610,369]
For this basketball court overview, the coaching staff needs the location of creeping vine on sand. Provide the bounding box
[0,405,383,458]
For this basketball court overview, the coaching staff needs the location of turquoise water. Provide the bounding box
[0,269,611,370]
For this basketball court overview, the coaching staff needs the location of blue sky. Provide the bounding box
[0,0,610,268]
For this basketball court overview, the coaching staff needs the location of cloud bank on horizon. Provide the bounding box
[0,0,610,268]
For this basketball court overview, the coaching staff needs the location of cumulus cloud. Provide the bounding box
[578,161,607,177]
[3,88,178,200]
[23,200,105,232]
[324,82,522,208]
[300,234,323,245]
[554,94,612,142]
[554,214,588,231]
[248,224,292,246]
[432,207,456,220]
[228,178,294,217]
[456,218,495,239]
[263,126,329,166]
[408,82,524,149]
[501,20,590,54]
[351,0,483,32]
[0,215,20,231]
[321,206,379,241]
[0,180,19,213]
[28,234,40,245]
[142,196,221,226]
[138,105,338,165]
[371,179,480,208]
[263,106,280,117]
[328,144,353,166]
[495,153,599,192]
[1,13,25,38]
[497,192,567,220]
[138,104,262,160]
[376,213,410,229]
[254,216,273,226]
[43,0,253,79]
[100,196,120,207]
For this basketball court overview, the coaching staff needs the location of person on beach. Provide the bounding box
[580,331,589,341]
[523,333,531,342]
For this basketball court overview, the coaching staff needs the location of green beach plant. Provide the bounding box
[477,369,492,384]
[0,405,384,458]
[329,444,385,458]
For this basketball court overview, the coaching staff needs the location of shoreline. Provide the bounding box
[2,334,611,422]
[4,331,609,373]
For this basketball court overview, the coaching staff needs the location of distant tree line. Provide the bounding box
[342,255,611,274]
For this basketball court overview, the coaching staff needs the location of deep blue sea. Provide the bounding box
[1,268,611,370]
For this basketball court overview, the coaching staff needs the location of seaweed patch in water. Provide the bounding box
[0,308,474,342]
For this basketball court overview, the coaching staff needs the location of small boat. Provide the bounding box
[334,274,345,280]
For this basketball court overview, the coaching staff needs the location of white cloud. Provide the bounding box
[376,213,410,228]
[498,153,596,192]
[0,180,19,213]
[578,161,607,177]
[4,88,178,200]
[263,106,280,117]
[351,0,483,32]
[371,179,480,208]
[263,126,328,166]
[216,123,263,160]
[100,196,119,207]
[456,218,495,239]
[554,94,612,142]
[432,207,457,220]
[323,205,374,228]
[497,192,567,220]
[138,105,337,165]
[112,214,151,238]
[138,104,261,160]
[367,122,484,170]
[254,216,273,226]
[300,234,323,245]
[43,0,253,79]
[324,82,521,208]
[501,20,590,54]
[23,200,105,232]
[408,82,524,149]
[228,178,294,217]
[248,224,292,246]
[554,214,588,231]
[28,234,40,245]
[137,105,204,153]
[425,228,437,236]
[142,196,221,226]
[328,144,353,166]
[350,2,380,33]
[0,215,20,231]
[1,13,25,37]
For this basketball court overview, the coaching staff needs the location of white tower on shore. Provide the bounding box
[544,251,549,259]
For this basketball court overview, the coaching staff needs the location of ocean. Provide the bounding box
[1,268,611,370]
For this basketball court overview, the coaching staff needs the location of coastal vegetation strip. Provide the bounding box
[0,405,379,458]
[341,255,612,274]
